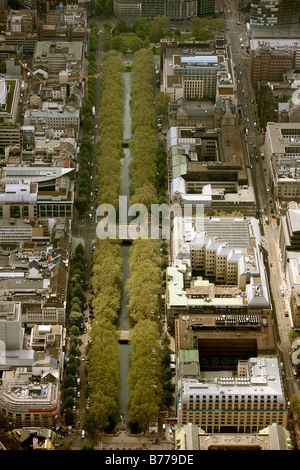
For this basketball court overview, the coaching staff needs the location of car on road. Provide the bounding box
[270,262,273,267]
[285,311,289,317]
[82,356,85,361]
[77,391,80,398]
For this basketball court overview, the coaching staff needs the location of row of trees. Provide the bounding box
[86,239,123,431]
[128,319,163,431]
[95,51,124,209]
[129,49,158,210]
[94,0,113,17]
[69,243,88,327]
[102,22,113,52]
[75,135,94,214]
[127,239,163,431]
[126,238,161,324]
[62,243,89,426]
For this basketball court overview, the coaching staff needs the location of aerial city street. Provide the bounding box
[0,0,300,454]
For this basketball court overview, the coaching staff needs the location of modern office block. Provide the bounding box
[250,0,300,29]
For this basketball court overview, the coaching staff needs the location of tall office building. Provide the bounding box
[198,0,215,16]
[176,355,288,432]
[250,0,300,29]
[141,0,165,19]
[114,0,201,20]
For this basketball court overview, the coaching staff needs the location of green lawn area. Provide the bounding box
[120,34,135,44]
[120,34,135,49]
[5,80,16,115]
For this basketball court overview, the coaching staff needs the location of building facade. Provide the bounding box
[0,167,75,221]
[250,0,300,30]
[0,302,23,350]
[32,41,84,78]
[251,46,293,86]
[114,0,199,20]
[265,122,300,201]
[0,370,60,430]
[176,356,288,432]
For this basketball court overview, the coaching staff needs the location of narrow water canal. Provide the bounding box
[117,71,132,427]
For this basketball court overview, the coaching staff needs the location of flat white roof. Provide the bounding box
[181,56,218,64]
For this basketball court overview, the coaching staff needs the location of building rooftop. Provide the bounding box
[179,357,285,401]
[180,56,219,65]
[33,41,83,61]
[176,311,275,355]
[0,166,74,183]
[175,423,292,450]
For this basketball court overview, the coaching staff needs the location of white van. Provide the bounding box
[82,430,85,439]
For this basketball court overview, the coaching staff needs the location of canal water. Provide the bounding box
[117,71,132,427]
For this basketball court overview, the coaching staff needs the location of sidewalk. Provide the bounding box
[57,430,173,450]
